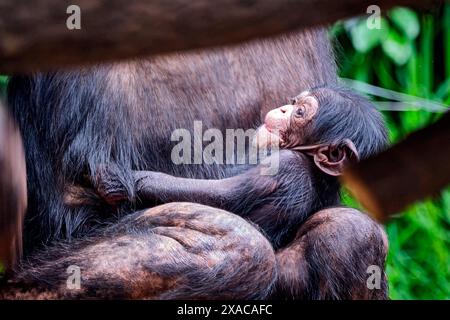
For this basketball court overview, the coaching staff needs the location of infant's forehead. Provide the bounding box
[293,90,318,103]
[297,91,310,98]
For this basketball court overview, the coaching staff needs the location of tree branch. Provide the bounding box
[0,0,435,73]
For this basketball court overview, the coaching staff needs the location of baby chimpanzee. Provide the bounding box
[93,85,388,248]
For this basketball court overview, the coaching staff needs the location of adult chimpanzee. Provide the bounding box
[1,29,389,299]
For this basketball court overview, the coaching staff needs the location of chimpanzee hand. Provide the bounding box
[93,165,131,206]
[93,166,178,207]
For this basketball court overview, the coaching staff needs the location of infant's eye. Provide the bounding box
[291,97,298,105]
[295,106,305,117]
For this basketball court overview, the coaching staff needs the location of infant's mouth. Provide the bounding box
[260,124,285,146]
[263,123,273,133]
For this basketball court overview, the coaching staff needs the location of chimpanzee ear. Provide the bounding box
[312,139,359,176]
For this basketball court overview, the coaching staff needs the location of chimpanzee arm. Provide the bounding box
[96,152,293,211]
[95,150,320,247]
[134,170,243,208]
[271,207,389,300]
[1,203,276,299]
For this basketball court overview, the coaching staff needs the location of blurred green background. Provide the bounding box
[332,4,450,299]
[0,4,449,300]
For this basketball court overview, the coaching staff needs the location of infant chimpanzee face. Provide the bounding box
[256,90,319,149]
[255,85,388,177]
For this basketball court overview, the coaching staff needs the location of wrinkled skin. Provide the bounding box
[258,91,319,148]
[2,203,277,299]
[1,204,387,300]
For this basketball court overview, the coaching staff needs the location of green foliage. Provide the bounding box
[382,29,414,66]
[389,7,420,41]
[334,5,450,299]
[346,18,388,53]
[0,75,7,99]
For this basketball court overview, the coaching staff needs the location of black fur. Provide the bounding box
[307,85,388,159]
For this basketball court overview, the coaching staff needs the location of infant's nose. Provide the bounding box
[280,105,288,113]
[278,105,294,115]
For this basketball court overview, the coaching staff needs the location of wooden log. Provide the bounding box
[0,105,27,272]
[0,0,434,73]
[342,112,450,223]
